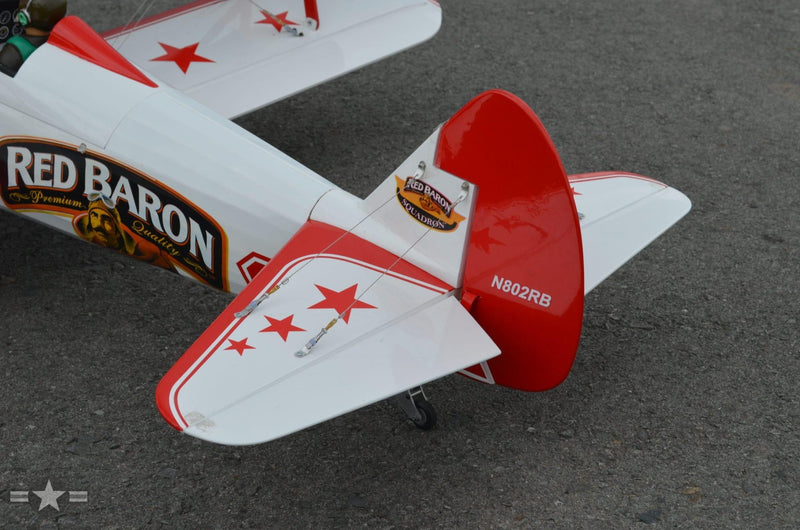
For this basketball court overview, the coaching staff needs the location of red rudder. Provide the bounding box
[436,90,584,391]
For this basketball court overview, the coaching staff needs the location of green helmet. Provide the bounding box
[16,0,67,31]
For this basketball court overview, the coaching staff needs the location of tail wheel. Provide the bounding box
[412,398,437,430]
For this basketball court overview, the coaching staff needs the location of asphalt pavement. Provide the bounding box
[1,0,798,527]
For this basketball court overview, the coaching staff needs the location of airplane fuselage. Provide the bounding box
[0,24,343,293]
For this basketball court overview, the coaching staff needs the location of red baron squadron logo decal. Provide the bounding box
[395,175,465,232]
[0,139,228,290]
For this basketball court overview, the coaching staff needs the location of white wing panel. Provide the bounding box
[570,173,691,293]
[106,0,442,118]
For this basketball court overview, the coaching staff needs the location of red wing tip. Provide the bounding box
[155,378,183,432]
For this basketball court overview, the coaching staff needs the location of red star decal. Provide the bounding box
[308,284,376,324]
[225,337,255,356]
[259,314,305,342]
[151,42,214,74]
[256,10,298,31]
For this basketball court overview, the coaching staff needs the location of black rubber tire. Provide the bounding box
[412,399,437,430]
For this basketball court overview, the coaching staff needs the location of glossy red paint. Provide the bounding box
[304,0,320,27]
[49,16,158,88]
[156,220,452,430]
[436,90,584,392]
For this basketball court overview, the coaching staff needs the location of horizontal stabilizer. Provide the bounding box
[157,221,498,445]
[569,172,692,293]
[105,0,441,118]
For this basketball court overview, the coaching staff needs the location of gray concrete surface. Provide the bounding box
[1,0,798,527]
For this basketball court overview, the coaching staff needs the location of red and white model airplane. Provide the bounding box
[0,0,690,445]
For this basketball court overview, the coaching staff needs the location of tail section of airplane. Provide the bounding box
[430,91,690,391]
[156,90,690,444]
[312,90,586,392]
[314,89,690,393]
[435,91,585,391]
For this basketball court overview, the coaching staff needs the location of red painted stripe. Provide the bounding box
[568,171,667,187]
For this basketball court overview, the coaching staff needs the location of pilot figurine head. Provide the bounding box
[15,0,67,33]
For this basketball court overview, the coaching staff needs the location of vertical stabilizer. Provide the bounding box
[436,90,585,391]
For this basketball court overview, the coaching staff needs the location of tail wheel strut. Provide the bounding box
[391,386,437,430]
